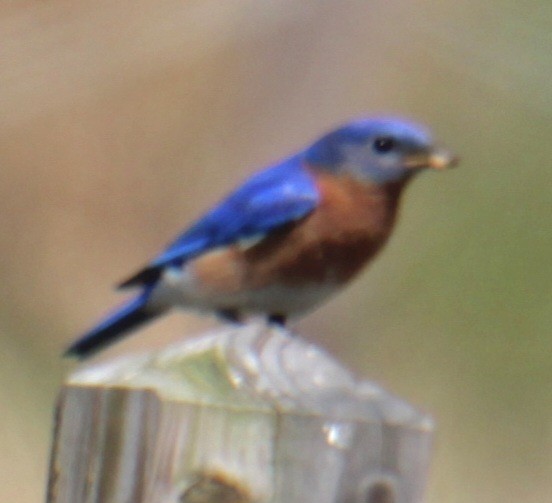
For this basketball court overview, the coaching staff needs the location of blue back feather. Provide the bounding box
[151,155,319,268]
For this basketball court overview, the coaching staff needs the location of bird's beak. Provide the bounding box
[428,148,459,170]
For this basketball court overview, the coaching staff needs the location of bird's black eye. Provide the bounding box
[373,136,395,154]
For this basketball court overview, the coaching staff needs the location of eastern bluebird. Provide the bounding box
[66,117,457,358]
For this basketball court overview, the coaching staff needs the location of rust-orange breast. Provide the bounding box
[188,171,406,297]
[243,171,404,287]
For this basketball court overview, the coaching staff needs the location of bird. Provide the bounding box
[66,116,457,358]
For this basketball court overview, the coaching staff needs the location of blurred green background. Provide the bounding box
[0,1,551,502]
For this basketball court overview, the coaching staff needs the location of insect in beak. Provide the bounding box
[427,148,459,170]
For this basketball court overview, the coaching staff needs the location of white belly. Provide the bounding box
[147,266,339,318]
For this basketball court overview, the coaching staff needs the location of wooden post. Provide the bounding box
[47,323,434,503]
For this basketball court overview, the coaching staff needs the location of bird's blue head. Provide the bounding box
[303,117,457,184]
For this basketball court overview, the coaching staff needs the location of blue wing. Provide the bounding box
[119,155,319,288]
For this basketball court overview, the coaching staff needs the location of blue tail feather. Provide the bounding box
[65,291,162,359]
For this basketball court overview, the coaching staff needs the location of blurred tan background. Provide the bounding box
[1,1,551,502]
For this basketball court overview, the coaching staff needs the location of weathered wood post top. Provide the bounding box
[48,323,434,503]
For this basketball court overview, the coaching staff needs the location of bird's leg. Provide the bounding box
[218,308,242,324]
[267,313,287,326]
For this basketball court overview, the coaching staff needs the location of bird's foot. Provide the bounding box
[267,313,287,327]
[217,309,243,324]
